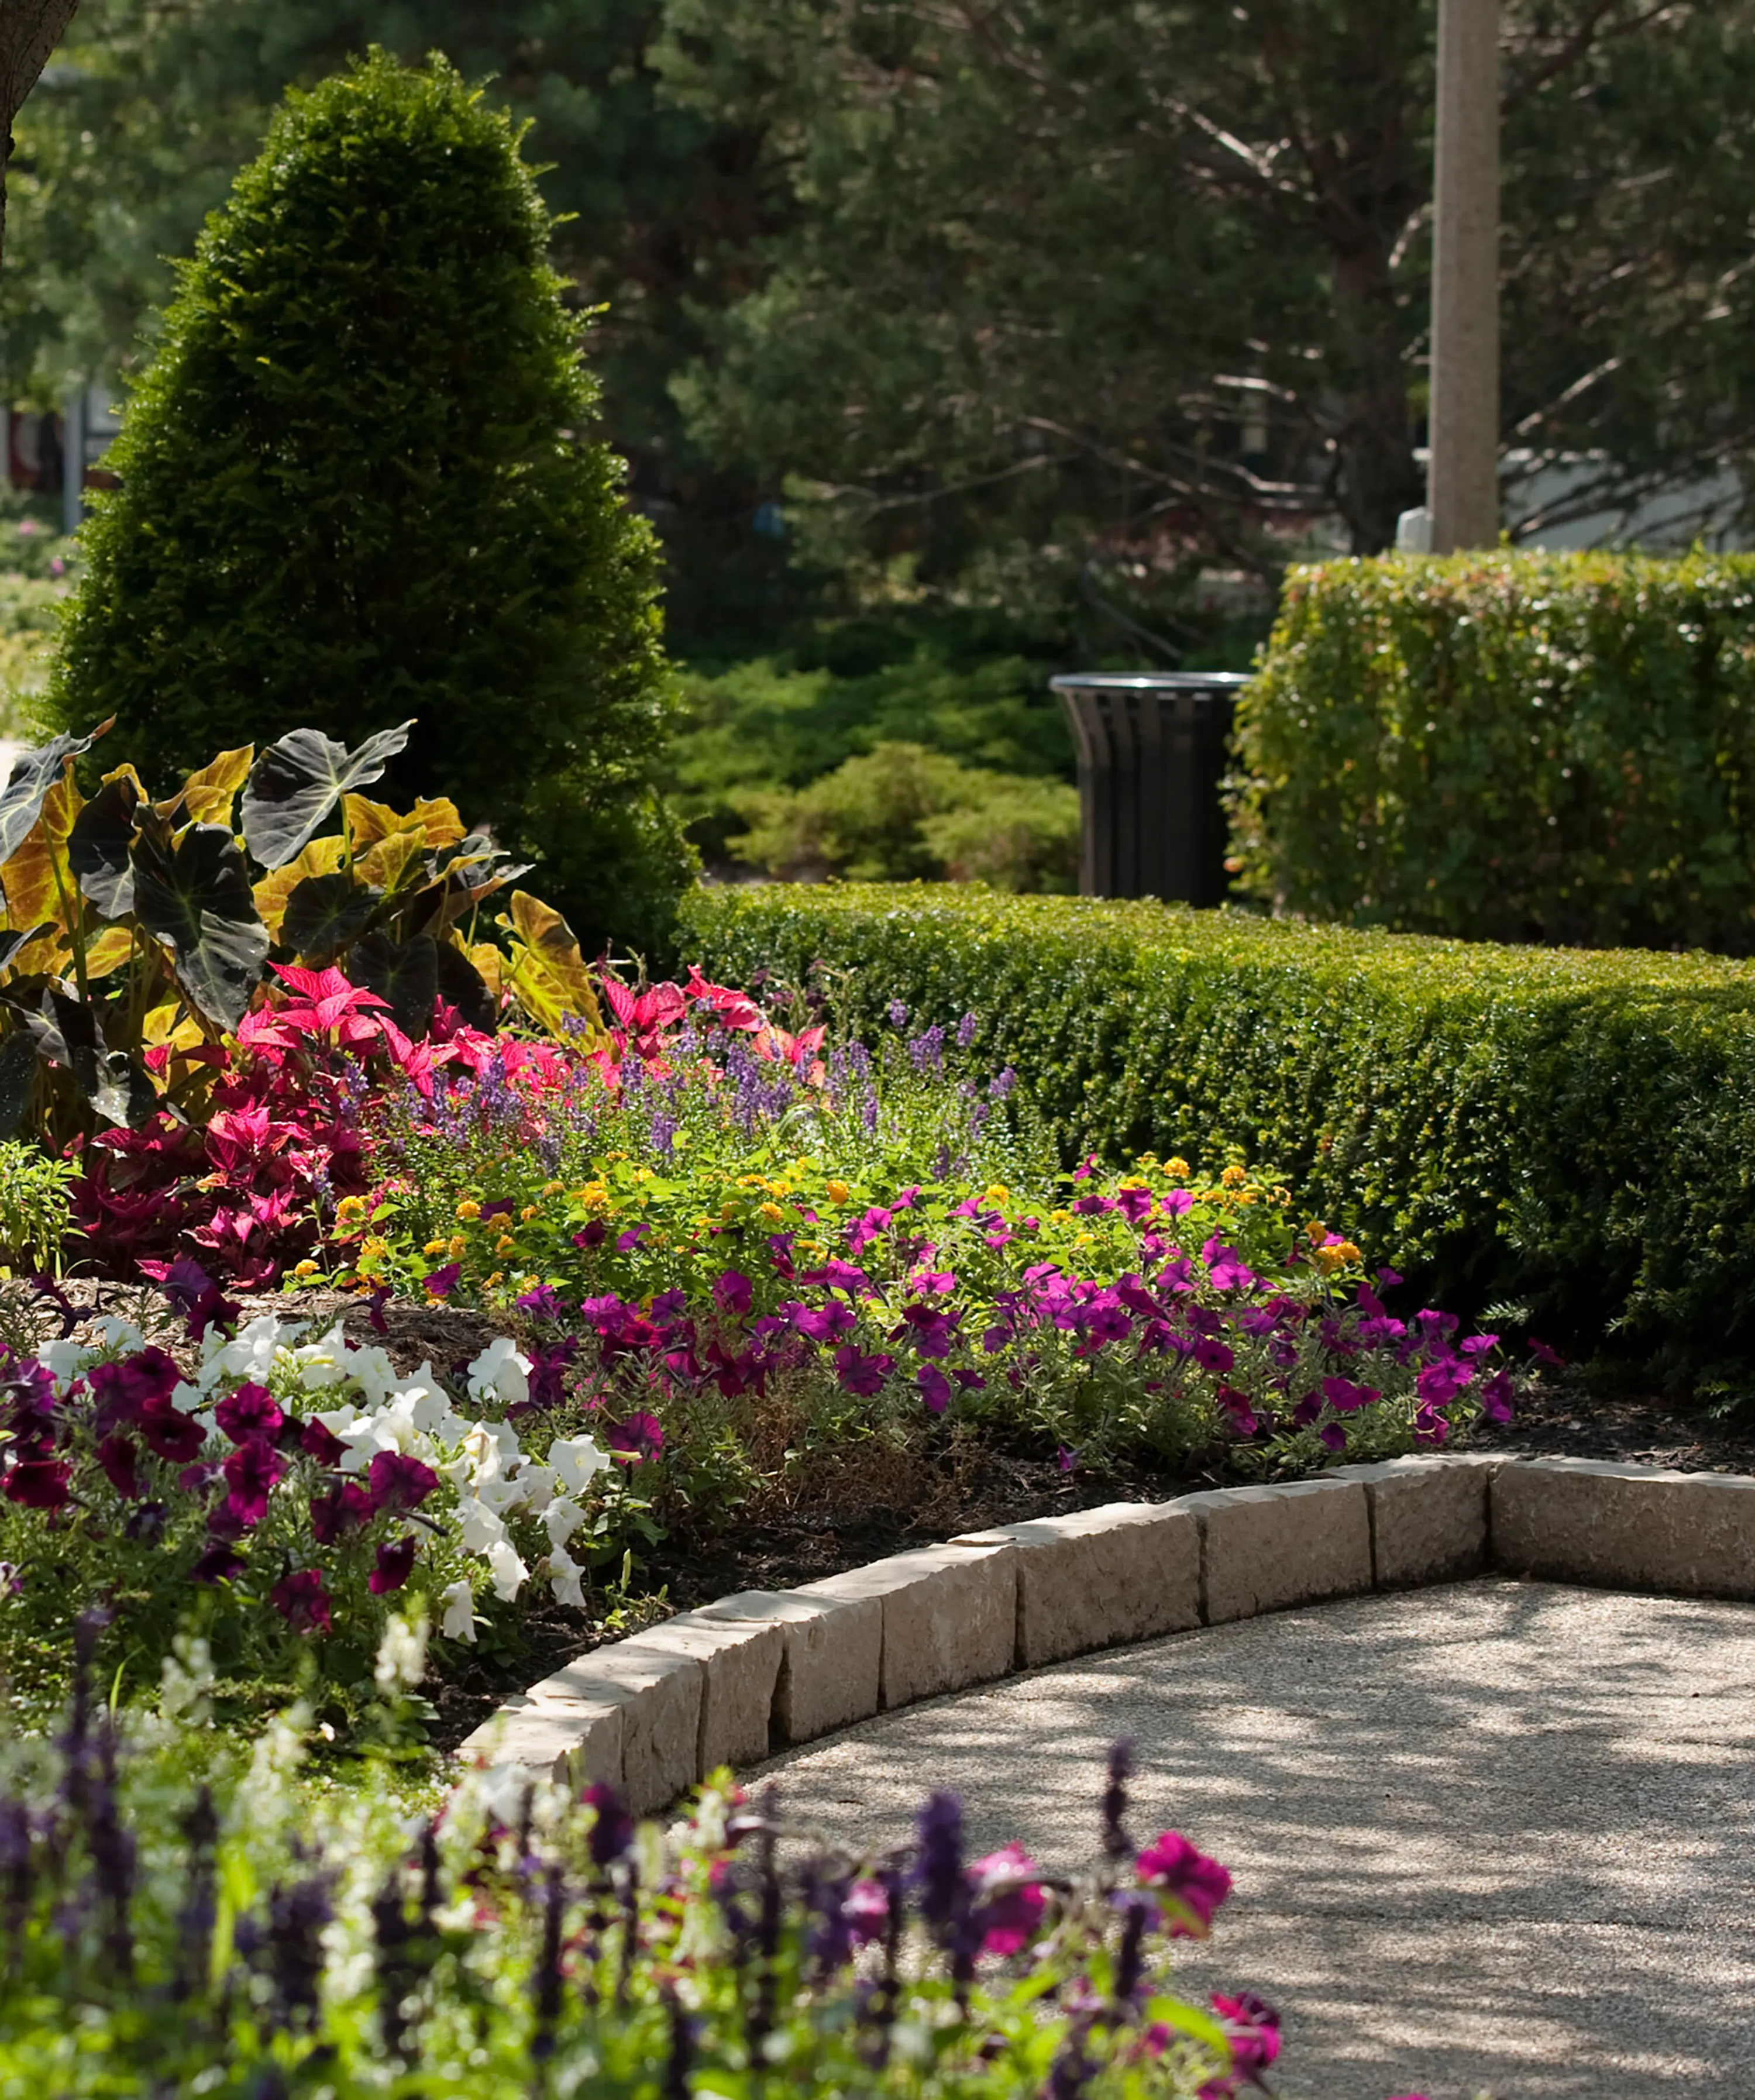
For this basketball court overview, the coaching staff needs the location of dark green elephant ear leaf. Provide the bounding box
[435,939,497,1032]
[130,817,270,1031]
[242,721,415,870]
[0,729,95,867]
[350,929,438,1038]
[281,873,381,966]
[0,1030,36,1138]
[68,773,143,918]
[11,987,158,1128]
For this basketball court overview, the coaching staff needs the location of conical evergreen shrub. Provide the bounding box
[46,49,691,956]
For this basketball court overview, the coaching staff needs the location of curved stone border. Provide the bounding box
[458,1455,1755,1812]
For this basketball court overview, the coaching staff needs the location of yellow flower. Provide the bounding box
[542,1179,565,1197]
[1220,1164,1247,1188]
[1166,1156,1190,1182]
[455,1199,481,1221]
[518,1275,539,1292]
[981,1184,1010,1209]
[422,1238,450,1257]
[721,1201,737,1221]
[825,1179,851,1205]
[359,1235,389,1262]
[484,1271,503,1289]
[292,1259,321,1278]
[759,1202,785,1223]
[520,1204,539,1222]
[634,1166,655,1185]
[334,1194,368,1229]
[495,1234,516,1256]
[448,1234,467,1259]
[1305,1220,1328,1247]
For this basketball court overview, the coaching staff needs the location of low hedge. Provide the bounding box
[683,883,1755,1369]
[1228,551,1755,953]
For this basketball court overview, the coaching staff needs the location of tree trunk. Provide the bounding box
[0,0,80,271]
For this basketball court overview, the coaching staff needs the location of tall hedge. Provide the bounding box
[46,50,690,958]
[1229,551,1755,953]
[683,882,1755,1372]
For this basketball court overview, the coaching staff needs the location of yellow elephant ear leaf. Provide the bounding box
[499,889,605,1038]
[1,769,86,936]
[251,835,347,939]
[357,826,428,894]
[344,793,466,852]
[172,746,254,829]
[83,927,136,979]
[465,941,505,1000]
[342,794,402,848]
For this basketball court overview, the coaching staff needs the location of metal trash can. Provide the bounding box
[1051,672,1251,904]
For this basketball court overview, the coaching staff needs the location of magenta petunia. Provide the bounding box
[309,1481,373,1544]
[271,1567,333,1636]
[214,1382,284,1446]
[300,1417,348,1466]
[832,1343,896,1397]
[1211,1992,1282,2076]
[88,1345,183,1432]
[97,1433,143,1500]
[1136,1830,1233,1936]
[711,1269,753,1317]
[969,1841,1046,1956]
[1320,1375,1380,1414]
[783,1299,855,1345]
[136,1396,207,1465]
[367,1450,440,1516]
[422,1262,460,1300]
[3,1457,71,1510]
[1478,1368,1516,1423]
[615,1224,651,1253]
[842,1878,891,1947]
[369,1534,418,1595]
[917,1364,952,1416]
[515,1284,565,1321]
[606,1413,665,1463]
[1192,1337,1235,1375]
[223,1437,287,1527]
[571,1220,607,1251]
[189,1540,246,1584]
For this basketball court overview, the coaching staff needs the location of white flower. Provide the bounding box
[394,1371,453,1436]
[457,1420,520,1488]
[344,1345,399,1408]
[39,1338,90,1389]
[467,1336,532,1410]
[159,1633,214,1726]
[512,1462,557,1513]
[546,1544,586,1610]
[170,1380,209,1416]
[486,1538,528,1601]
[373,1610,429,1699]
[440,1578,477,1643]
[455,1496,508,1554]
[217,1313,301,1385]
[542,1495,587,1551]
[291,1321,354,1390]
[88,1316,146,1355]
[549,1434,609,1496]
[473,1475,531,1519]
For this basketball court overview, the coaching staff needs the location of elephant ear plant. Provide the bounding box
[0,718,606,1152]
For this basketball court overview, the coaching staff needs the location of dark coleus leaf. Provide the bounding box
[68,773,142,918]
[0,729,96,867]
[12,987,158,1128]
[434,941,497,1032]
[130,815,270,1032]
[350,929,438,1038]
[241,722,414,871]
[281,873,381,966]
[0,1030,36,1138]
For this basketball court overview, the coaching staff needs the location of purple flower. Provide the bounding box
[606,1413,664,1464]
[214,1383,284,1446]
[615,1224,651,1253]
[422,1263,460,1300]
[832,1344,895,1397]
[843,1878,891,1946]
[515,1285,565,1321]
[783,1299,855,1345]
[1192,1337,1235,1375]
[1212,1991,1282,2077]
[1136,1830,1232,1936]
[917,1365,952,1415]
[88,1347,182,1431]
[908,1024,946,1073]
[368,1451,440,1516]
[988,1066,1016,1100]
[1320,1375,1380,1414]
[1478,1368,1516,1423]
[887,1000,909,1030]
[968,1842,1044,1956]
[270,1569,332,1637]
[1058,1445,1078,1474]
[585,1784,633,1865]
[97,1434,143,1500]
[713,1270,753,1317]
[2,1457,70,1510]
[572,1221,607,1251]
[301,1417,347,1466]
[189,1540,245,1584]
[223,1438,285,1527]
[955,1011,978,1048]
[911,1792,963,1933]
[369,1536,418,1595]
[309,1481,373,1544]
[137,1397,205,1465]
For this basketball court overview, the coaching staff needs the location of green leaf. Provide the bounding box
[241,721,414,870]
[13,987,159,1128]
[350,929,438,1038]
[281,872,381,966]
[130,817,270,1031]
[68,773,143,918]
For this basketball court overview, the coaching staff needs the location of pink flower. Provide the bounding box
[270,1568,332,1636]
[712,1269,753,1316]
[1192,1337,1235,1375]
[223,1437,286,1527]
[310,1481,373,1543]
[214,1382,284,1445]
[842,1878,891,1946]
[969,1841,1045,1955]
[1136,1830,1232,1936]
[832,1343,895,1396]
[367,1450,439,1515]
[3,1458,71,1510]
[97,1433,143,1499]
[1210,1991,1281,2076]
[137,1396,206,1465]
[917,1364,952,1415]
[606,1413,664,1463]
[1320,1375,1379,1414]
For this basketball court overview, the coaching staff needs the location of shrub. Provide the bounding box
[729,740,1079,889]
[0,1697,1291,2100]
[0,1141,72,1272]
[1230,550,1755,952]
[681,882,1755,1371]
[43,50,688,958]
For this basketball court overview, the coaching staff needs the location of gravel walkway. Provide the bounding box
[756,1580,1755,2099]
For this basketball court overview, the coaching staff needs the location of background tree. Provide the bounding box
[42,49,689,958]
[654,0,1755,585]
[0,0,79,266]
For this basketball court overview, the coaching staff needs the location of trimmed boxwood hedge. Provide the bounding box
[683,883,1755,1369]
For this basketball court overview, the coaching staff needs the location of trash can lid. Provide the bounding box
[1049,671,1252,691]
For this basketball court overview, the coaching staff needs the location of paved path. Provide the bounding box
[757,1580,1755,2099]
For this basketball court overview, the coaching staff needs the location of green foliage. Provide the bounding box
[728,741,1078,889]
[1231,551,1755,952]
[0,1141,72,1271]
[682,883,1755,1370]
[42,49,687,959]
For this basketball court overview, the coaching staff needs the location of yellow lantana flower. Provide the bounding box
[455,1199,481,1221]
[1220,1165,1247,1188]
[825,1179,851,1205]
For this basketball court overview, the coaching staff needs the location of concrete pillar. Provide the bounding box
[1427,0,1501,553]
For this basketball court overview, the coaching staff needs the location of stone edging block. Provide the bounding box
[1492,1457,1755,1598]
[950,1502,1200,1667]
[458,1454,1755,1811]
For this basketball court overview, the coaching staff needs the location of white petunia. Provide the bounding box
[88,1316,146,1355]
[373,1611,430,1698]
[345,1345,400,1408]
[473,1475,531,1519]
[549,1434,609,1496]
[39,1338,91,1388]
[542,1495,587,1551]
[216,1313,301,1385]
[170,1380,209,1416]
[395,1371,452,1435]
[486,1538,528,1601]
[467,1336,532,1410]
[546,1544,586,1610]
[455,1496,509,1554]
[291,1321,353,1390]
[440,1578,477,1643]
[511,1462,556,1514]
